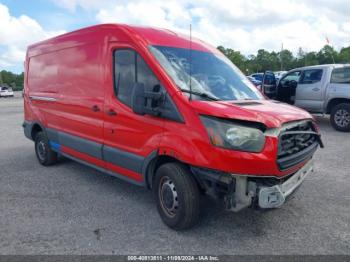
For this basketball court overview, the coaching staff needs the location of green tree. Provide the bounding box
[217,44,350,75]
[279,49,295,70]
[246,54,260,74]
[255,49,276,71]
[295,47,307,67]
[0,70,24,90]
[317,45,338,64]
[338,47,350,63]
[303,52,319,66]
[217,46,247,72]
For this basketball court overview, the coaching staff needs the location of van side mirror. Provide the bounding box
[131,83,164,116]
[262,71,277,99]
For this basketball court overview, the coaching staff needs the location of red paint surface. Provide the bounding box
[62,146,106,169]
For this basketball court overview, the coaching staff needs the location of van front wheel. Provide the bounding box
[35,131,58,166]
[330,103,350,132]
[153,163,200,230]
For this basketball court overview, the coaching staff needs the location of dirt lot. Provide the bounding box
[0,94,349,255]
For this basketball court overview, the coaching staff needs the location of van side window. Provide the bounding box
[299,69,323,84]
[114,49,160,107]
[331,67,350,84]
[137,54,160,92]
[114,50,136,106]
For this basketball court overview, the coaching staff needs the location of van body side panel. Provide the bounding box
[51,43,104,145]
[25,28,155,184]
[27,42,106,162]
[27,52,60,127]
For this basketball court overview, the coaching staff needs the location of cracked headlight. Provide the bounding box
[200,116,266,152]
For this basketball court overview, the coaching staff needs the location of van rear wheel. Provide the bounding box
[35,131,58,166]
[330,103,350,132]
[153,163,200,230]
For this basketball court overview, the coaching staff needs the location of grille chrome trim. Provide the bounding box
[264,119,312,137]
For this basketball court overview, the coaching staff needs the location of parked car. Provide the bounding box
[23,24,322,230]
[249,73,264,82]
[247,76,262,90]
[0,86,14,97]
[262,64,350,131]
[274,71,287,80]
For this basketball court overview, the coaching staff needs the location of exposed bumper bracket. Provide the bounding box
[224,176,256,212]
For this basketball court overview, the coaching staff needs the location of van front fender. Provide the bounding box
[158,133,211,167]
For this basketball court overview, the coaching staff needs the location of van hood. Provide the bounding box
[190,99,313,128]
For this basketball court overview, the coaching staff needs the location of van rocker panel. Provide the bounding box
[45,127,146,174]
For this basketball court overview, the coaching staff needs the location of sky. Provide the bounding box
[1,0,350,73]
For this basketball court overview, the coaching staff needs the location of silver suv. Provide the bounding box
[262,64,350,132]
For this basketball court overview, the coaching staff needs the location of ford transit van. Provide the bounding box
[23,24,323,229]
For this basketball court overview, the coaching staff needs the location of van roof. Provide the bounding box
[27,24,218,56]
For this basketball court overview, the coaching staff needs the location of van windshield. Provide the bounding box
[149,45,263,101]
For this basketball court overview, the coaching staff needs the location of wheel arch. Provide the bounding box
[23,121,46,141]
[142,151,204,190]
[31,123,44,140]
[326,98,350,114]
[143,153,181,189]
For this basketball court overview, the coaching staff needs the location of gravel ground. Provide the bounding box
[0,94,349,255]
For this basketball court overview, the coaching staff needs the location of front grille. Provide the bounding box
[277,121,319,170]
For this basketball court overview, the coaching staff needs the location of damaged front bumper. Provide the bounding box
[225,159,314,211]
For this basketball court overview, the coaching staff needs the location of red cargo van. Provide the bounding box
[23,24,323,229]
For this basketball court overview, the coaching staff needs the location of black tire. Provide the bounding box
[330,103,350,132]
[153,162,200,230]
[34,131,58,166]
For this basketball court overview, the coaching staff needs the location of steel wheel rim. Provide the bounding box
[335,109,350,127]
[158,176,179,217]
[36,141,46,161]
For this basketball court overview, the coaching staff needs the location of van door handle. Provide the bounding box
[106,109,117,116]
[312,88,320,91]
[91,105,100,112]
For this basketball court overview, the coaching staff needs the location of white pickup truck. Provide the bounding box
[262,64,350,131]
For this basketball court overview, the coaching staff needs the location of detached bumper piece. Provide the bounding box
[258,160,313,208]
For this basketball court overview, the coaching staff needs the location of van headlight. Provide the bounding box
[200,116,266,152]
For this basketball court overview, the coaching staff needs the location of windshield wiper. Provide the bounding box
[180,89,219,101]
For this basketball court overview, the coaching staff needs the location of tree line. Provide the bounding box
[218,45,350,75]
[1,45,350,90]
[0,70,24,91]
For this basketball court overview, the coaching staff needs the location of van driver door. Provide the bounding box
[102,43,166,184]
